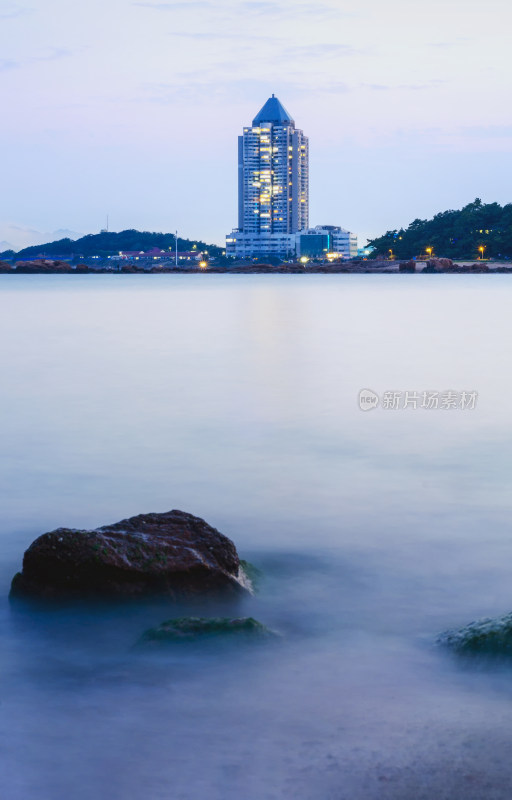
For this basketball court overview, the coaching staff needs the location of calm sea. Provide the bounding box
[1,274,512,799]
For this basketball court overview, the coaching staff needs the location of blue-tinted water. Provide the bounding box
[1,274,512,799]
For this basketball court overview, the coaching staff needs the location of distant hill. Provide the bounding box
[0,230,224,260]
[368,199,512,260]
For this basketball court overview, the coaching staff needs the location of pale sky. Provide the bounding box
[0,0,511,250]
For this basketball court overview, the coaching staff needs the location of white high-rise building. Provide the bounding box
[227,95,309,257]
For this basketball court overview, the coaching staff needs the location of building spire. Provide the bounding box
[252,95,294,126]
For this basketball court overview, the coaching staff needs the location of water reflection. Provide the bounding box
[1,275,512,798]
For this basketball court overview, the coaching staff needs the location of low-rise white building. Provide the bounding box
[296,226,358,259]
[226,225,357,260]
[225,231,296,259]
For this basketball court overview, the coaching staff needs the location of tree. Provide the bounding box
[367,200,512,260]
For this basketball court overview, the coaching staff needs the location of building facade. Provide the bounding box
[226,230,296,259]
[226,96,357,260]
[227,95,309,257]
[297,226,358,260]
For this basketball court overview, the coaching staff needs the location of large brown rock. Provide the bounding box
[424,257,454,272]
[10,510,250,600]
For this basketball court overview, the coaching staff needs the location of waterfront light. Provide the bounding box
[479,246,485,259]
[199,260,208,269]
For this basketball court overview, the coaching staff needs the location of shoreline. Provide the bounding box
[1,259,509,276]
[0,267,509,275]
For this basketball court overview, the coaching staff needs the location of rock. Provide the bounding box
[10,510,250,600]
[399,260,416,272]
[15,259,73,273]
[424,257,455,272]
[438,613,512,656]
[136,616,276,647]
[0,260,12,273]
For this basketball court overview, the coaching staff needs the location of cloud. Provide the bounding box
[32,47,71,63]
[428,37,470,48]
[322,81,351,94]
[139,73,353,104]
[0,224,83,251]
[140,75,301,103]
[0,3,31,19]
[165,32,360,62]
[134,0,345,17]
[460,125,512,139]
[239,1,349,17]
[133,1,210,9]
[362,79,445,92]
[281,43,359,60]
[0,48,71,73]
[0,59,18,72]
[167,30,268,41]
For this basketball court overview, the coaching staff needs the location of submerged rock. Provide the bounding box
[438,613,512,656]
[10,510,250,601]
[137,616,276,647]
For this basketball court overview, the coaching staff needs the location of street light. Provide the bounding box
[426,247,433,258]
[479,246,485,260]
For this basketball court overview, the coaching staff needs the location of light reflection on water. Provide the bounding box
[1,275,512,798]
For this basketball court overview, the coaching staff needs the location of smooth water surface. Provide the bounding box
[1,274,512,799]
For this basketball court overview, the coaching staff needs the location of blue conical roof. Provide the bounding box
[253,95,294,126]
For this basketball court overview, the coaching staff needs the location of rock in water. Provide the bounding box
[10,510,250,600]
[398,260,416,273]
[438,613,512,656]
[137,616,275,647]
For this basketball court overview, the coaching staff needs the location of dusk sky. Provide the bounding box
[1,0,510,250]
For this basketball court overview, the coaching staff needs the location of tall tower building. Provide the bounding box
[239,95,309,235]
[227,95,309,258]
[226,95,356,261]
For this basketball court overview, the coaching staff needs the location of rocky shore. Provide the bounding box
[1,257,510,274]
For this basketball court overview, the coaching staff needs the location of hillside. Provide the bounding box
[368,199,512,260]
[0,230,224,260]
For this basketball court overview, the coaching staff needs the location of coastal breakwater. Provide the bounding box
[0,257,509,274]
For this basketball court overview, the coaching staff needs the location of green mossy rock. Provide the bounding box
[137,616,275,647]
[438,613,512,656]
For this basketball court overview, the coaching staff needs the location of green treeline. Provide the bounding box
[368,199,512,260]
[0,230,223,260]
